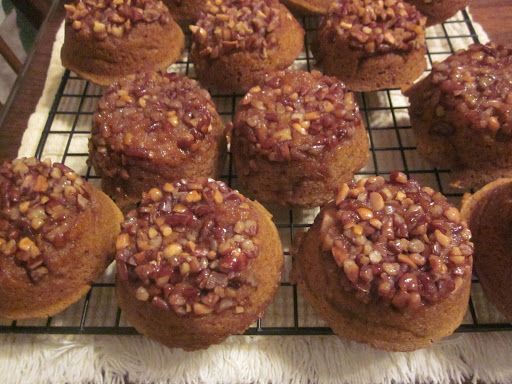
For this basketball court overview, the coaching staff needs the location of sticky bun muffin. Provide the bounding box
[279,0,334,15]
[189,0,304,93]
[162,0,208,24]
[293,172,473,351]
[461,178,512,323]
[313,0,427,92]
[115,178,283,350]
[61,0,184,86]
[89,72,226,210]
[0,158,123,319]
[405,43,512,188]
[231,70,369,208]
[403,0,470,26]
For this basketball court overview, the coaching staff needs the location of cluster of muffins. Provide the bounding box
[11,0,512,355]
[59,0,472,90]
[59,0,471,93]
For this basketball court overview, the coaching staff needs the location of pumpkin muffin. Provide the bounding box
[280,0,334,15]
[189,0,304,93]
[404,0,471,26]
[115,178,283,350]
[293,172,473,351]
[61,0,184,86]
[162,0,208,24]
[461,178,512,323]
[405,42,512,188]
[0,158,123,319]
[89,72,226,210]
[231,70,369,208]
[313,0,427,92]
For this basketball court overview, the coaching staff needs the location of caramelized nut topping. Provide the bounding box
[322,172,473,310]
[64,0,171,40]
[427,43,512,135]
[322,0,426,55]
[91,72,222,179]
[116,178,261,316]
[190,0,282,59]
[234,70,362,162]
[0,158,91,282]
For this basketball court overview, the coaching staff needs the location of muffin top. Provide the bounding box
[92,72,222,164]
[64,0,171,40]
[318,172,473,310]
[116,178,262,316]
[321,0,426,55]
[428,42,512,136]
[0,158,91,282]
[233,70,362,162]
[189,0,285,59]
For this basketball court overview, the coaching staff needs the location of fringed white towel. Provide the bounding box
[2,333,512,384]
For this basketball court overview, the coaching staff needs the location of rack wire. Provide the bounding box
[2,9,511,336]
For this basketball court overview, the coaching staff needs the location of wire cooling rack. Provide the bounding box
[1,9,511,336]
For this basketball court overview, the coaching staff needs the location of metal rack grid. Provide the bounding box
[1,9,511,336]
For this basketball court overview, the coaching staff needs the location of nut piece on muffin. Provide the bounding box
[89,72,226,210]
[461,178,512,324]
[61,0,184,86]
[280,0,335,15]
[115,178,283,350]
[404,42,512,189]
[189,0,304,93]
[403,0,471,26]
[0,158,123,319]
[231,70,369,208]
[293,172,473,351]
[313,0,427,92]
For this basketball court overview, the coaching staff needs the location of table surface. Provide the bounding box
[0,0,511,162]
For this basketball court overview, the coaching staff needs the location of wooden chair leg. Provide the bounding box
[0,36,23,74]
